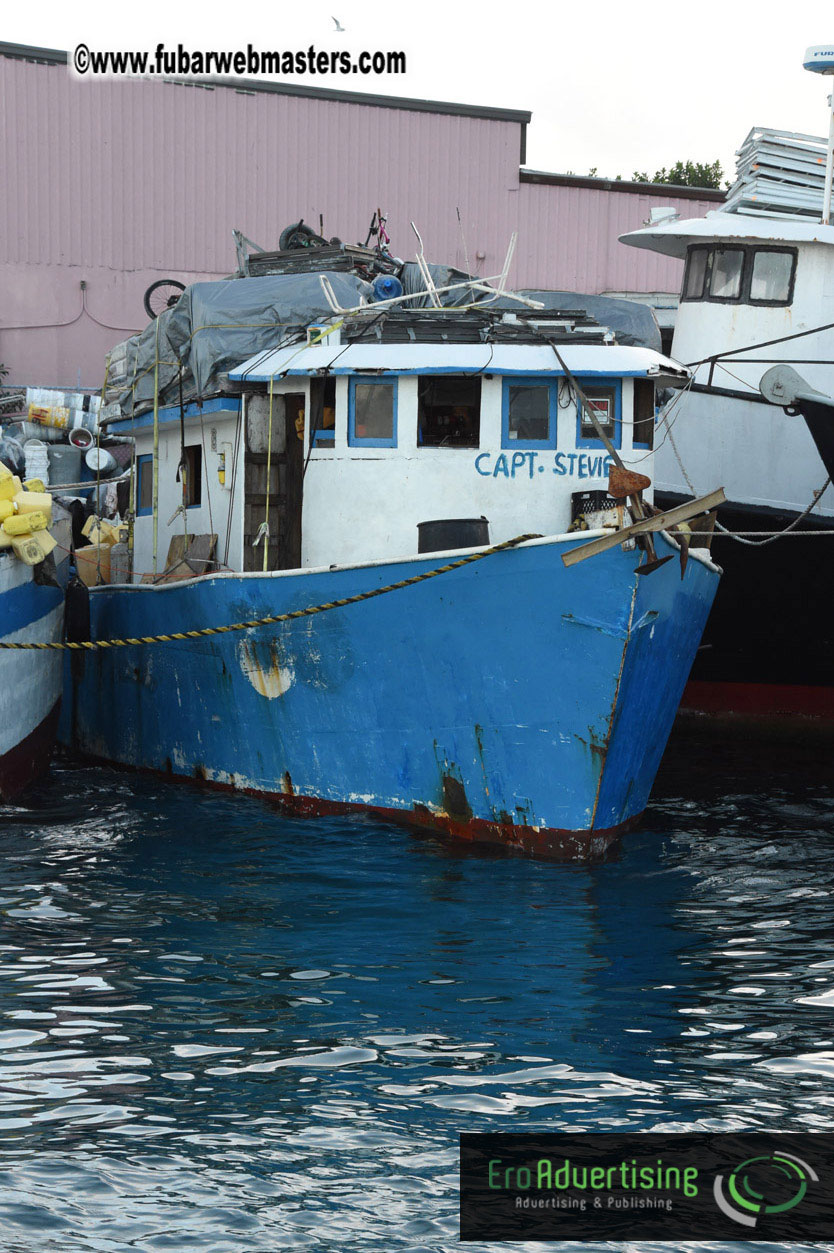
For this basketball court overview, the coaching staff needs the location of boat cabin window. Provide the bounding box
[417,376,481,447]
[709,248,744,299]
[575,380,620,448]
[683,247,710,299]
[750,249,794,302]
[681,244,796,306]
[310,376,337,448]
[633,379,655,449]
[502,378,555,447]
[348,376,397,447]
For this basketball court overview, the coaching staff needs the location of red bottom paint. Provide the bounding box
[271,792,634,860]
[682,680,834,721]
[0,703,60,801]
[69,750,635,860]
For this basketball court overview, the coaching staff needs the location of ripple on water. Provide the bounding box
[0,746,832,1250]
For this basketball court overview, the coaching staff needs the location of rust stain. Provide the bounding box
[281,771,294,796]
[588,581,639,830]
[442,773,472,821]
[238,638,295,700]
[473,723,491,799]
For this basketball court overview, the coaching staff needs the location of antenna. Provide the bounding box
[803,44,834,225]
[456,207,474,278]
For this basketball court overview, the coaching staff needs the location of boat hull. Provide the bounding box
[656,492,834,722]
[60,534,719,856]
[0,557,64,799]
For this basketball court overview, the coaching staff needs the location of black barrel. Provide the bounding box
[417,516,489,554]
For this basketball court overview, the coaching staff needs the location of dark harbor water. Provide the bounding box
[1,726,833,1252]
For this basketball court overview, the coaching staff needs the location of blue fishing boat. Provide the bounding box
[0,507,69,799]
[59,285,722,857]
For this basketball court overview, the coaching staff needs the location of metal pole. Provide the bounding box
[823,82,834,226]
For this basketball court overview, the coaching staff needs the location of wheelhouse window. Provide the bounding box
[750,250,794,302]
[575,380,620,448]
[681,244,796,306]
[683,247,710,300]
[709,248,744,299]
[417,376,481,447]
[348,377,397,448]
[502,378,555,448]
[310,376,336,448]
[633,378,655,449]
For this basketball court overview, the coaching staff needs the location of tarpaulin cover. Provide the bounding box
[492,291,662,351]
[114,272,372,416]
[112,271,660,417]
[398,269,662,345]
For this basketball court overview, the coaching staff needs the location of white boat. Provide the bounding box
[620,53,834,721]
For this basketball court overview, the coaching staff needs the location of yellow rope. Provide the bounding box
[263,377,274,572]
[0,534,538,651]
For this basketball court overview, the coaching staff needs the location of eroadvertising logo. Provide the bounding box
[459,1132,834,1242]
[713,1151,818,1228]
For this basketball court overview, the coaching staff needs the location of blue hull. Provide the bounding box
[59,534,719,857]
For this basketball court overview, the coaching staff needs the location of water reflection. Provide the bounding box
[0,726,832,1250]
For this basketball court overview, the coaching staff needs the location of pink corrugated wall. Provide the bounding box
[1,54,715,388]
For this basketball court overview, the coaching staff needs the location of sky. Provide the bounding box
[7,1,834,184]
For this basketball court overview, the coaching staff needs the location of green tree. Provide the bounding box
[629,160,726,190]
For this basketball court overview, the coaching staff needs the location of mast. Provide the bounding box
[803,44,834,225]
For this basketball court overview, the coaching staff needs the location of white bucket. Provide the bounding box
[68,427,94,451]
[24,439,50,485]
[85,447,117,475]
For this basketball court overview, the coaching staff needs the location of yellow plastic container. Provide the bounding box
[0,473,22,502]
[3,511,48,536]
[28,403,70,429]
[11,531,56,566]
[81,517,119,546]
[23,478,46,493]
[0,499,14,522]
[13,491,53,524]
[76,543,111,585]
[0,528,12,549]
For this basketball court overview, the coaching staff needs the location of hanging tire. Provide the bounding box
[279,221,323,251]
[143,279,186,319]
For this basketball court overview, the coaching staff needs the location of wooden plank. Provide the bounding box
[156,533,217,583]
[561,489,726,568]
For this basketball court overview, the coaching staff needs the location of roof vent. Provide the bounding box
[645,207,680,227]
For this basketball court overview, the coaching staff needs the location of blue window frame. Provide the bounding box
[574,378,622,450]
[136,454,153,515]
[348,376,397,448]
[501,377,557,449]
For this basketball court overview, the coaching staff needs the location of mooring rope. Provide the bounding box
[0,533,539,652]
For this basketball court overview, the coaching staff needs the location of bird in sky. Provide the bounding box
[332,16,345,31]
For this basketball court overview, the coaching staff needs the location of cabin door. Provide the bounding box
[280,393,305,569]
[243,391,304,572]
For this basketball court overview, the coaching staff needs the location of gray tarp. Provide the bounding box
[113,271,660,417]
[491,290,662,351]
[400,270,662,346]
[115,272,372,416]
